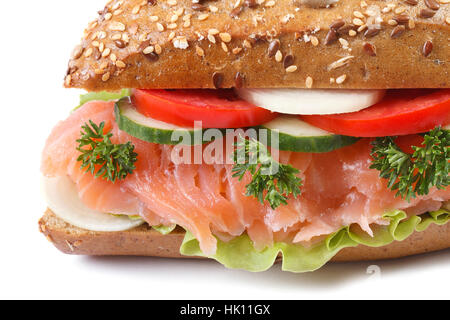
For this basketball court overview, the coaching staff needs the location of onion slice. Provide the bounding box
[235,88,386,115]
[42,175,144,232]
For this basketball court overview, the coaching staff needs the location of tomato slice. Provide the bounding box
[132,89,278,128]
[301,89,450,137]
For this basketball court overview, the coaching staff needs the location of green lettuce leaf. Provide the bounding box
[180,209,450,273]
[152,224,177,235]
[75,89,132,110]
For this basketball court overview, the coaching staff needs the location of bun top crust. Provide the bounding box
[65,0,450,91]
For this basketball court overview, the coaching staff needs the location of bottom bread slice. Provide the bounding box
[39,209,450,262]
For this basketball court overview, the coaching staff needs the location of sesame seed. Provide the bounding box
[219,33,232,43]
[116,60,126,68]
[353,18,364,26]
[221,42,229,52]
[111,1,122,11]
[109,22,126,31]
[286,65,298,73]
[102,72,111,82]
[173,36,189,49]
[349,30,357,36]
[328,56,354,70]
[132,5,141,14]
[150,16,159,22]
[394,7,406,14]
[265,0,275,7]
[104,13,112,21]
[310,36,319,46]
[167,23,177,30]
[446,16,450,25]
[167,0,177,6]
[408,19,416,29]
[339,38,349,47]
[170,14,179,23]
[143,46,154,54]
[388,19,399,26]
[275,50,283,62]
[84,48,93,57]
[102,48,111,58]
[198,13,209,21]
[113,9,123,16]
[154,44,162,54]
[168,32,175,41]
[184,20,191,28]
[175,7,184,16]
[354,11,365,19]
[110,53,117,62]
[232,47,243,54]
[207,34,216,43]
[72,46,84,59]
[157,23,165,31]
[208,28,220,35]
[209,5,218,12]
[357,24,368,32]
[336,74,347,84]
[306,76,313,88]
[195,45,205,56]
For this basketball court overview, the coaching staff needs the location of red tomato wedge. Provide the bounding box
[301,89,450,137]
[132,89,278,128]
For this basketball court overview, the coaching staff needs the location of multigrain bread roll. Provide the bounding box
[40,0,450,272]
[65,0,450,91]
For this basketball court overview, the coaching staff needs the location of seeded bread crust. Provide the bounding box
[65,0,450,91]
[39,210,450,262]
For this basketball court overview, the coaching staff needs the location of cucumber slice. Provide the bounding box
[259,116,359,153]
[115,97,207,145]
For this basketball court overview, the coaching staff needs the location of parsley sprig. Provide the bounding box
[232,136,302,209]
[370,127,449,201]
[77,120,137,183]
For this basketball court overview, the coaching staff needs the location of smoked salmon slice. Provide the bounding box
[41,101,450,255]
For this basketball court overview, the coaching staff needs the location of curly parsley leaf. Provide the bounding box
[232,136,302,209]
[370,127,449,201]
[76,120,137,183]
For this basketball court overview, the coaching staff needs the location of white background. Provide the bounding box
[0,0,448,300]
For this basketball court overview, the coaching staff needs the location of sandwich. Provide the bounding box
[39,0,450,272]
